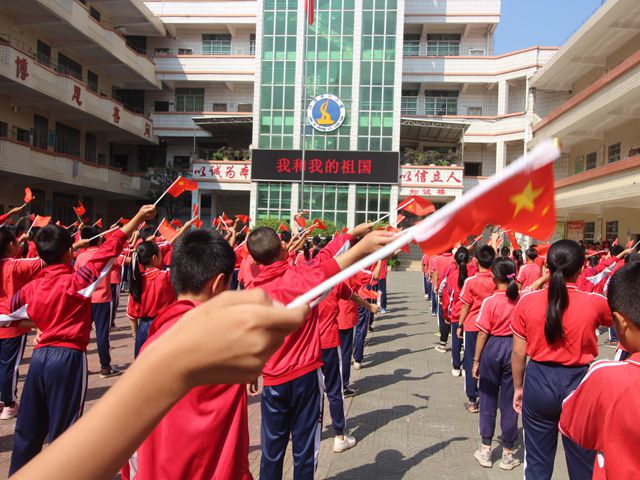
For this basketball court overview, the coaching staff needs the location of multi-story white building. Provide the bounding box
[529,0,640,246]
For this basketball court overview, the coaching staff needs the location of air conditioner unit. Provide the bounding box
[468,48,485,56]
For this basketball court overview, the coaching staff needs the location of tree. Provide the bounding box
[146,164,191,219]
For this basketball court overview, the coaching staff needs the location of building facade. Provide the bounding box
[529,0,640,246]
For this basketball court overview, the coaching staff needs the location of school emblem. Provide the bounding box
[307,94,346,133]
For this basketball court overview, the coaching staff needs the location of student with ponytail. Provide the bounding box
[471,258,520,470]
[511,240,612,480]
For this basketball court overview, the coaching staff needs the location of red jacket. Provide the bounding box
[0,257,43,338]
[135,300,252,480]
[0,230,128,351]
[126,268,176,320]
[318,282,352,349]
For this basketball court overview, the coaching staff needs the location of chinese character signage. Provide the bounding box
[192,162,251,183]
[399,165,464,197]
[251,150,399,184]
[15,57,28,81]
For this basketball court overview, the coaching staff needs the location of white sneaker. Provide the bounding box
[353,362,362,370]
[474,447,492,468]
[0,403,18,420]
[435,344,447,353]
[451,368,462,377]
[333,435,357,453]
[499,449,521,470]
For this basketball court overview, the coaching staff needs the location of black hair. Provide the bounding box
[476,245,496,269]
[280,230,292,243]
[587,255,600,268]
[610,245,624,257]
[312,235,321,247]
[491,257,519,301]
[131,241,160,303]
[235,232,247,245]
[455,247,470,289]
[140,225,156,240]
[247,227,282,265]
[608,262,640,328]
[625,252,640,265]
[170,230,235,295]
[80,226,101,247]
[512,249,524,270]
[303,240,311,261]
[545,240,585,344]
[500,246,511,258]
[0,228,17,258]
[525,247,538,261]
[34,225,74,265]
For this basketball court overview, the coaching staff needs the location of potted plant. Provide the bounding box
[211,148,224,161]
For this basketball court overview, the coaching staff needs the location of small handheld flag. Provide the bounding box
[24,187,34,205]
[278,223,289,232]
[235,214,250,225]
[397,196,436,216]
[158,218,178,242]
[74,201,86,219]
[154,176,198,206]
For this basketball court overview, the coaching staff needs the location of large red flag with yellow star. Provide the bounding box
[413,143,557,254]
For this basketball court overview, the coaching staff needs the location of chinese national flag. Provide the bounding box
[506,231,520,251]
[170,219,183,228]
[193,218,203,229]
[24,187,34,204]
[626,240,635,248]
[295,215,307,228]
[278,223,289,232]
[533,243,551,256]
[413,144,557,255]
[32,215,51,228]
[397,196,436,216]
[74,201,86,218]
[235,214,250,224]
[235,242,250,260]
[166,176,198,198]
[158,218,178,242]
[119,218,130,225]
[312,219,326,230]
[396,213,406,224]
[94,218,103,229]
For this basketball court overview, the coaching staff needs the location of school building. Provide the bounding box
[529,0,640,246]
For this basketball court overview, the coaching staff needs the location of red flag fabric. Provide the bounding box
[193,218,203,229]
[396,213,406,224]
[235,214,250,224]
[413,151,556,255]
[533,243,551,256]
[312,219,327,230]
[400,243,410,254]
[170,219,183,228]
[32,215,51,228]
[74,201,86,218]
[305,0,314,24]
[158,219,178,242]
[166,176,198,198]
[612,238,619,246]
[397,196,436,216]
[29,214,35,221]
[295,215,307,228]
[626,240,634,248]
[192,203,199,219]
[506,231,520,251]
[278,223,289,232]
[24,187,34,204]
[341,227,348,234]
[94,218,103,229]
[221,212,233,226]
[119,218,130,225]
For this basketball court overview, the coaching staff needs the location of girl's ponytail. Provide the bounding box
[130,241,159,303]
[545,240,585,344]
[455,247,470,289]
[491,258,519,301]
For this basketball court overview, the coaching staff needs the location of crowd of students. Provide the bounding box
[423,235,640,478]
[0,203,398,479]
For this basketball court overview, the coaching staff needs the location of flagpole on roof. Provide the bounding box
[298,0,311,214]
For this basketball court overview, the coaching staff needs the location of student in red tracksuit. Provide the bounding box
[132,229,252,480]
[0,229,42,419]
[0,205,154,475]
[471,258,520,471]
[511,240,612,480]
[246,224,392,479]
[75,227,121,378]
[516,247,542,291]
[127,241,176,358]
[458,245,496,412]
[560,262,640,479]
[433,249,456,353]
[317,281,376,453]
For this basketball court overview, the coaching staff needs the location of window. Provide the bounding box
[87,70,98,93]
[113,89,145,114]
[176,88,204,112]
[467,107,482,116]
[403,33,420,56]
[257,183,292,221]
[33,115,49,149]
[111,154,128,171]
[125,36,147,54]
[606,221,618,243]
[575,156,585,174]
[586,152,597,170]
[202,34,232,55]
[154,48,170,55]
[54,122,81,157]
[303,184,349,228]
[425,90,458,115]
[52,193,80,226]
[37,40,51,66]
[355,185,391,226]
[0,121,7,138]
[237,103,253,112]
[464,162,482,176]
[89,6,101,21]
[427,33,460,56]
[57,53,82,81]
[178,48,193,55]
[468,48,486,56]
[249,34,256,55]
[608,143,621,163]
[85,133,96,163]
[212,103,227,112]
[401,89,419,115]
[154,101,170,112]
[583,222,595,243]
[13,127,30,144]
[173,156,190,168]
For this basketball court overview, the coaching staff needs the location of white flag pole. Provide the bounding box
[287,141,560,309]
[154,178,178,206]
[87,227,119,242]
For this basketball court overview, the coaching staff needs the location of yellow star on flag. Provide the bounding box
[510,181,544,218]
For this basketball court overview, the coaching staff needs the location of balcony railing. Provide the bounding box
[153,45,256,57]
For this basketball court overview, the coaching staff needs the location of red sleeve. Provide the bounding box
[593,294,613,327]
[126,294,139,320]
[158,243,172,258]
[459,278,473,306]
[337,281,353,301]
[0,213,10,224]
[516,265,526,283]
[70,230,128,296]
[0,284,31,324]
[475,297,493,334]
[312,234,354,264]
[510,297,527,339]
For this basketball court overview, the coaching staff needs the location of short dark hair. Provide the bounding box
[477,245,496,269]
[247,227,282,265]
[525,247,538,261]
[0,228,17,257]
[140,225,156,239]
[610,245,624,256]
[34,225,73,264]
[80,226,100,247]
[500,246,511,258]
[171,230,235,295]
[608,262,640,327]
[312,235,321,247]
[280,230,292,243]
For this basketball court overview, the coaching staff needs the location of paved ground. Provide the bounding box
[0,271,616,479]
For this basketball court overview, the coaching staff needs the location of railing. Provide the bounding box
[153,46,256,57]
[403,41,420,57]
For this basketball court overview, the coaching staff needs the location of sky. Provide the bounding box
[494,0,605,54]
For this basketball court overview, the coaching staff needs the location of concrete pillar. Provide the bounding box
[389,184,399,226]
[347,184,356,228]
[497,80,509,116]
[496,141,507,173]
[249,183,258,224]
[290,183,300,223]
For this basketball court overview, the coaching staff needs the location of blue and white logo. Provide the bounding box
[307,94,346,133]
